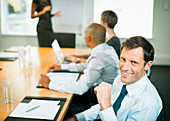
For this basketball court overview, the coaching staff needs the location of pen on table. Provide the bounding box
[25,105,40,113]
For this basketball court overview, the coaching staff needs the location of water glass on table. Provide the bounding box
[2,78,12,103]
[19,46,32,77]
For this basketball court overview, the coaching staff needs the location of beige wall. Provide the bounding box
[0,0,170,65]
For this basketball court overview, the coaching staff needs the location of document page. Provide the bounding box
[47,72,80,82]
[37,72,80,88]
[0,52,18,58]
[9,99,60,120]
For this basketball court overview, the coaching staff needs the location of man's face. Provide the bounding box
[119,47,148,85]
[84,29,90,47]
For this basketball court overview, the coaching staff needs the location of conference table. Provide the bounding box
[0,47,91,121]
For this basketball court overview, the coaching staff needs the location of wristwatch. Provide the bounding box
[77,58,81,63]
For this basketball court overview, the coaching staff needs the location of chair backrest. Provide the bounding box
[54,33,76,48]
[156,108,165,121]
[146,68,151,79]
[155,85,165,121]
[39,32,76,48]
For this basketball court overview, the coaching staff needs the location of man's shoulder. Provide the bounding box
[135,82,162,109]
[96,44,118,56]
[88,43,119,65]
[91,45,115,57]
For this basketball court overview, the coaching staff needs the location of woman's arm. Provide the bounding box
[31,2,51,19]
[51,11,62,17]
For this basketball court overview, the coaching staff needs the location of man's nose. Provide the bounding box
[121,61,131,71]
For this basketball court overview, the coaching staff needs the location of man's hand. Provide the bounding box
[65,55,78,62]
[39,74,51,88]
[79,58,87,63]
[47,64,61,73]
[94,82,112,110]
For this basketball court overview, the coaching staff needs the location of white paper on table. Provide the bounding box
[0,52,18,58]
[9,99,60,120]
[47,72,80,82]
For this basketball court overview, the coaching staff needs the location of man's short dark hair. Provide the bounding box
[87,23,106,44]
[101,10,118,29]
[121,36,154,63]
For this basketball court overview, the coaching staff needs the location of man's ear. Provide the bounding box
[144,61,153,71]
[88,36,92,42]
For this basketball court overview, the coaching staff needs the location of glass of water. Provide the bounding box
[2,78,12,103]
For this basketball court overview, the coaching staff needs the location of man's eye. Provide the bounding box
[120,58,125,61]
[132,61,137,64]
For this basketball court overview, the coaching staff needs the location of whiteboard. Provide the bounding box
[94,0,154,38]
[51,0,84,26]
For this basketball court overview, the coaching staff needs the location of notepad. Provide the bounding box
[0,51,18,61]
[37,72,80,88]
[9,99,60,120]
[0,51,18,58]
[47,72,80,82]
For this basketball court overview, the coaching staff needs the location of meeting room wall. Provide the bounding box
[0,0,170,65]
[0,0,93,49]
[150,0,170,65]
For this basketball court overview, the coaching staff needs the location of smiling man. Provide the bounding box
[66,36,163,121]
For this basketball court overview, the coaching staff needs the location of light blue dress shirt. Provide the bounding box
[76,74,162,121]
[48,43,120,95]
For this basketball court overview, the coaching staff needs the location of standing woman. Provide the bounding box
[31,0,61,47]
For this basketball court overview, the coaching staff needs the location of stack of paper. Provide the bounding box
[9,99,60,120]
[47,72,80,82]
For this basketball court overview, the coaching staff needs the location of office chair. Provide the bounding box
[146,68,151,79]
[156,91,165,121]
[42,32,76,48]
[53,33,76,48]
[151,80,165,121]
[156,108,165,121]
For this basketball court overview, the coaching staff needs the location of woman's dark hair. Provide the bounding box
[101,10,118,29]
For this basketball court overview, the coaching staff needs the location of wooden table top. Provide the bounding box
[0,47,90,121]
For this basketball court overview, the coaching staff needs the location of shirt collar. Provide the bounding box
[91,43,106,55]
[122,74,149,96]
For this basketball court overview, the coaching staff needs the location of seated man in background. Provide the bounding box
[66,36,162,121]
[66,10,121,63]
[39,23,120,118]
